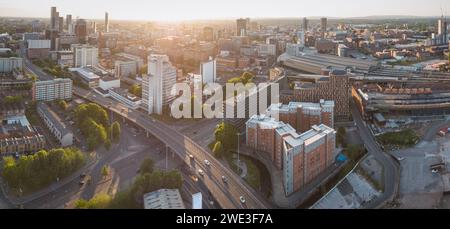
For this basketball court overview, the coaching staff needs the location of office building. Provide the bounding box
[257,44,277,56]
[75,19,88,44]
[199,58,216,84]
[246,115,336,196]
[109,88,142,110]
[27,40,51,59]
[114,60,138,78]
[321,17,327,38]
[99,76,120,91]
[72,44,98,67]
[236,18,247,36]
[32,78,73,102]
[143,189,185,209]
[105,12,109,33]
[302,17,308,31]
[50,7,58,30]
[37,103,73,147]
[22,32,41,42]
[0,57,23,73]
[142,54,177,115]
[66,14,72,30]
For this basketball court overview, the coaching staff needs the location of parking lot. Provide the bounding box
[391,136,448,208]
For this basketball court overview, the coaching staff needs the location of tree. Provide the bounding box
[139,159,154,175]
[129,84,142,98]
[1,148,85,194]
[74,194,112,209]
[58,100,68,110]
[111,121,121,143]
[214,122,238,151]
[101,165,110,179]
[212,141,223,157]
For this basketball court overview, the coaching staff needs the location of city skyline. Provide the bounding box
[0,0,450,21]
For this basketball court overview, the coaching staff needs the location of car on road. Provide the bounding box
[222,176,228,183]
[190,175,198,182]
[397,157,405,161]
[239,196,246,204]
[80,173,87,179]
[432,169,439,174]
[198,169,204,176]
[204,160,211,166]
[189,154,195,160]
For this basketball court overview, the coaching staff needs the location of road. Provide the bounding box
[350,101,399,208]
[73,87,272,209]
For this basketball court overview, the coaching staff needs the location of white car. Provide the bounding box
[431,169,438,174]
[397,157,405,161]
[204,160,211,166]
[198,169,204,176]
[239,196,246,204]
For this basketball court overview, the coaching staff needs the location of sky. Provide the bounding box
[0,0,449,21]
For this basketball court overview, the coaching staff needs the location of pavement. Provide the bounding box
[350,101,400,208]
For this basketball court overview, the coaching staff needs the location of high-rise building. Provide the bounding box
[236,18,247,36]
[50,7,58,30]
[203,27,214,41]
[92,21,97,34]
[105,12,109,32]
[200,58,216,84]
[66,14,72,30]
[302,17,308,31]
[75,19,88,44]
[142,55,177,115]
[246,115,336,196]
[58,16,64,32]
[321,17,327,38]
[72,44,98,67]
[438,16,448,45]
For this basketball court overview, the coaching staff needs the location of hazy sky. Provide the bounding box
[0,0,449,21]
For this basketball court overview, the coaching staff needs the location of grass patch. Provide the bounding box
[377,129,419,147]
[224,150,261,191]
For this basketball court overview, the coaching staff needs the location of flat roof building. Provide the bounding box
[143,189,185,209]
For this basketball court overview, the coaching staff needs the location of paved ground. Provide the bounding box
[360,155,384,190]
[390,139,445,209]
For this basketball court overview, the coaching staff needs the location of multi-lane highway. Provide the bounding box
[350,101,399,208]
[73,87,272,209]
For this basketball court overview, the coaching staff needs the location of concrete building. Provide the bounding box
[114,60,137,78]
[72,44,98,67]
[321,17,327,38]
[199,58,216,83]
[32,78,73,102]
[27,40,51,59]
[56,50,74,67]
[257,44,277,56]
[236,18,247,36]
[0,57,23,73]
[266,100,334,132]
[105,12,109,33]
[302,17,308,31]
[143,189,185,209]
[109,88,142,110]
[66,14,72,30]
[71,67,101,88]
[286,43,303,57]
[37,103,73,147]
[99,76,120,91]
[246,115,336,196]
[22,32,41,42]
[142,54,177,115]
[75,19,88,44]
[282,70,350,121]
